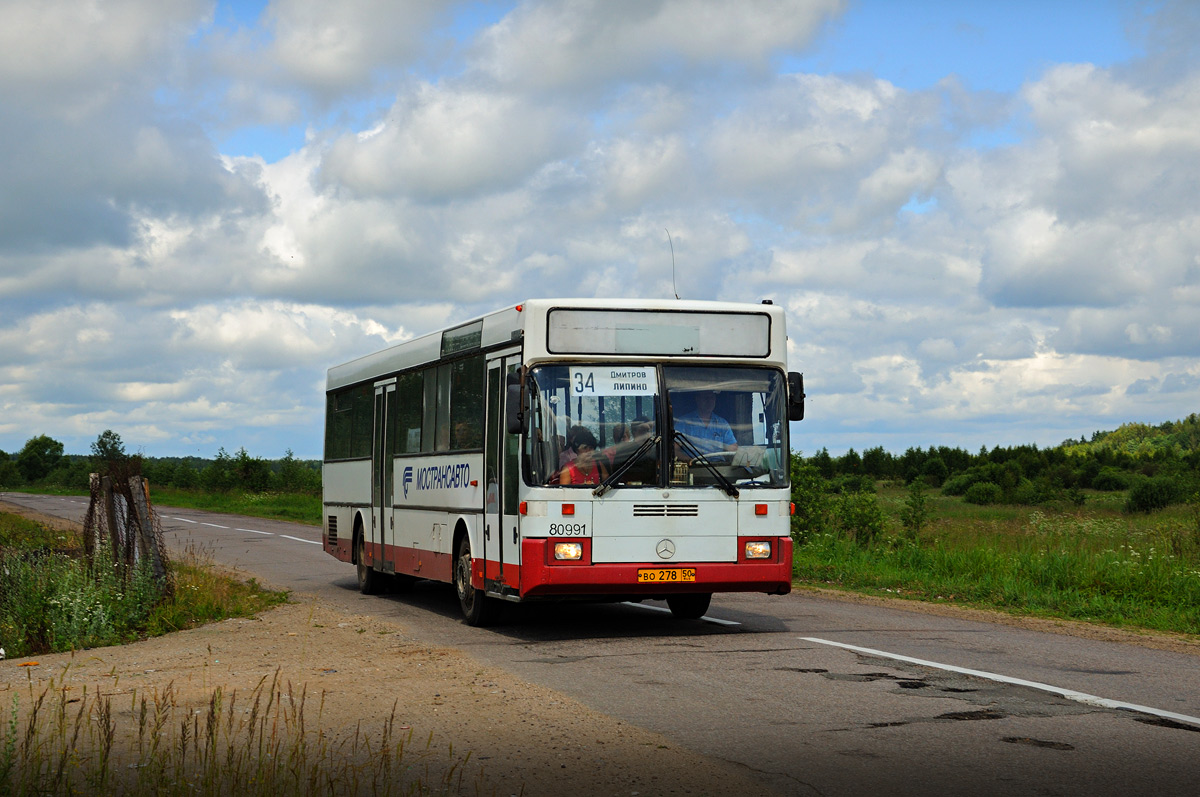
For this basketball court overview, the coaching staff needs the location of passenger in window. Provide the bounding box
[675,390,737,458]
[558,427,608,485]
[603,422,631,467]
[631,417,653,440]
[558,426,578,468]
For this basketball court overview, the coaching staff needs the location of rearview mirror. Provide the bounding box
[787,372,805,422]
[505,383,524,435]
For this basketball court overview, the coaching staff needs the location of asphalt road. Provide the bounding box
[7,491,1200,796]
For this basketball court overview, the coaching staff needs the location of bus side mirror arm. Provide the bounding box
[505,384,524,434]
[787,372,805,422]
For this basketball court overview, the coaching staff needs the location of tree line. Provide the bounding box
[797,413,1200,514]
[4,414,1197,513]
[0,431,321,496]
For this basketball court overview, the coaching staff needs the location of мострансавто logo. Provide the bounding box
[403,463,471,500]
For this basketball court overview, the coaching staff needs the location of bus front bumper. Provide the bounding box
[516,537,793,598]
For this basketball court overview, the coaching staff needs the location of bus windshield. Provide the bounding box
[525,364,788,489]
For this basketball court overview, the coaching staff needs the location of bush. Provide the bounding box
[941,473,973,496]
[831,474,876,494]
[1092,467,1131,491]
[1124,477,1180,513]
[790,460,832,543]
[1011,478,1050,506]
[835,491,885,545]
[964,481,1003,505]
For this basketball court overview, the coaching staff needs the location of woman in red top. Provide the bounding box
[559,427,608,485]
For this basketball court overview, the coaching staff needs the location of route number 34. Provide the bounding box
[572,371,596,394]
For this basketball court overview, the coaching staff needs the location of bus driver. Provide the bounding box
[675,390,737,458]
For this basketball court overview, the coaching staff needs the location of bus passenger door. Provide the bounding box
[485,353,521,592]
[372,381,397,572]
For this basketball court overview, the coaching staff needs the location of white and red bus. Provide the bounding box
[322,298,804,624]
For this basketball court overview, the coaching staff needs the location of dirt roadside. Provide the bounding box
[0,502,779,796]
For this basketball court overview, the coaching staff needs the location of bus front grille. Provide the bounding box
[632,504,699,517]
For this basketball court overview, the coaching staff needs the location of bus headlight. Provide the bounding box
[554,542,583,561]
[744,541,771,559]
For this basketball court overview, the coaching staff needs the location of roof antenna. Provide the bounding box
[666,229,680,299]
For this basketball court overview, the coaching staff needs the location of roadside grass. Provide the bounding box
[1,511,288,660]
[0,513,489,795]
[793,485,1200,636]
[1,667,489,796]
[131,486,321,527]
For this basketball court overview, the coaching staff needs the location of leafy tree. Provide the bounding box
[233,447,272,492]
[899,480,930,541]
[90,429,128,463]
[919,455,948,487]
[16,435,64,482]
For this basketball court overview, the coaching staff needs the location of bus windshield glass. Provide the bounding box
[526,364,661,488]
[664,366,788,489]
[525,364,787,489]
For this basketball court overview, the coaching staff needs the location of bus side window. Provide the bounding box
[395,371,424,454]
[421,367,437,453]
[449,355,484,450]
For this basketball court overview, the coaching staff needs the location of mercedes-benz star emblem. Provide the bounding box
[656,539,676,559]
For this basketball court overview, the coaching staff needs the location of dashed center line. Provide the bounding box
[239,529,272,535]
[280,534,321,545]
[200,522,229,529]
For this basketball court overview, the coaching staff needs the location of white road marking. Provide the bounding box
[201,522,229,529]
[173,517,198,524]
[624,602,741,626]
[280,534,321,546]
[239,529,272,535]
[801,637,1200,728]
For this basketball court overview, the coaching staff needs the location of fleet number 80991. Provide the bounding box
[548,523,587,536]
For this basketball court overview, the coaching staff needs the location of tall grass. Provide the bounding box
[793,487,1200,635]
[0,667,491,796]
[1,512,288,660]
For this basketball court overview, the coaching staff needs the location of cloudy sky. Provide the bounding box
[1,0,1197,461]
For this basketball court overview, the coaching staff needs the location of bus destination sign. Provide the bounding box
[570,366,658,396]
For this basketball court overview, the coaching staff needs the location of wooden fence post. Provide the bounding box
[128,476,168,584]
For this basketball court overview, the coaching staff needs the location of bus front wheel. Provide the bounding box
[666,593,711,619]
[454,535,494,626]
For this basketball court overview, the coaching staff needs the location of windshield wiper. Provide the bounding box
[593,434,660,498]
[673,431,740,498]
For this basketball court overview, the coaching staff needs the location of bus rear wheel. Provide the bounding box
[666,593,711,619]
[454,535,494,626]
[356,529,381,595]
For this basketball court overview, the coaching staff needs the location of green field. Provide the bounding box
[793,483,1200,637]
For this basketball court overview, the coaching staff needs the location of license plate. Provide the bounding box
[637,568,696,583]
